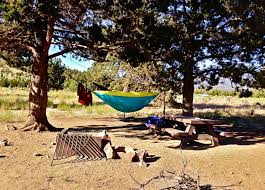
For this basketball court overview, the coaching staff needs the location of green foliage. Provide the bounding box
[48,59,66,90]
[195,88,265,98]
[9,79,18,87]
[195,89,238,97]
[253,68,265,89]
[209,90,237,97]
[1,0,264,118]
[0,77,9,87]
[252,89,265,98]
[64,79,77,92]
[0,62,29,87]
[83,61,167,93]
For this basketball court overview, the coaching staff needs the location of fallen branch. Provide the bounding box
[128,148,242,190]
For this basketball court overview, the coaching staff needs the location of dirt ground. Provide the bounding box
[0,116,265,190]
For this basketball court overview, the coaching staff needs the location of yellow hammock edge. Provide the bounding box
[93,91,159,98]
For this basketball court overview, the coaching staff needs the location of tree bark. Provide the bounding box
[182,62,194,116]
[21,19,58,132]
[21,51,57,132]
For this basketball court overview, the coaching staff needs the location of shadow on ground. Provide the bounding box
[166,128,265,150]
[194,103,265,110]
[65,115,265,150]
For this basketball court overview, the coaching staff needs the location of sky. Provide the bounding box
[49,46,93,71]
[49,46,234,90]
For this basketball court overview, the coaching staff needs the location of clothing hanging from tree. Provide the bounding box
[77,83,92,106]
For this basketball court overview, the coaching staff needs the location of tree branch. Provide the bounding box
[195,68,223,77]
[48,48,72,59]
[26,46,38,58]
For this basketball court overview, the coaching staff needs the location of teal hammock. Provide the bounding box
[93,91,158,113]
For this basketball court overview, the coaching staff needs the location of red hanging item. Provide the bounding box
[77,83,92,106]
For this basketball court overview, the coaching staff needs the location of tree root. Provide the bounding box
[20,117,61,132]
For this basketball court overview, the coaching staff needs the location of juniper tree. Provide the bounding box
[0,0,113,131]
[105,0,265,116]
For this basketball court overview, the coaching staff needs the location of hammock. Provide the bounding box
[93,91,158,112]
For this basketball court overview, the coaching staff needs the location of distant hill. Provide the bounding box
[212,78,235,91]
[0,59,30,87]
[0,59,30,76]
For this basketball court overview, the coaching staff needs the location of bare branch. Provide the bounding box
[26,46,38,57]
[48,48,72,59]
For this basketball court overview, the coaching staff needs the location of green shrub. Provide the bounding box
[57,102,71,111]
[194,89,206,94]
[9,79,19,88]
[0,78,9,87]
[252,89,265,98]
[195,89,238,96]
[64,79,77,92]
[17,79,29,87]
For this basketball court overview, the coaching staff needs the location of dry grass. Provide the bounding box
[1,87,265,128]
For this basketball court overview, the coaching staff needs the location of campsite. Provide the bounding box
[1,87,265,189]
[0,1,265,190]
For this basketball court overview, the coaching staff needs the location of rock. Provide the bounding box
[0,139,8,146]
[97,130,110,140]
[51,142,56,145]
[139,161,147,167]
[115,146,126,152]
[5,124,17,131]
[119,149,148,167]
[33,153,43,157]
[103,142,116,159]
[135,149,148,167]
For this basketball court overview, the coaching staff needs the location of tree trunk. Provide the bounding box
[21,51,56,132]
[123,67,132,92]
[182,62,194,116]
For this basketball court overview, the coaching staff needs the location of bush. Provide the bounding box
[9,79,19,88]
[194,89,238,96]
[0,78,9,87]
[252,89,265,98]
[239,89,252,98]
[17,79,29,87]
[64,79,77,92]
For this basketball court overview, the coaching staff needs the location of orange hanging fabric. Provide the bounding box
[77,83,92,106]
